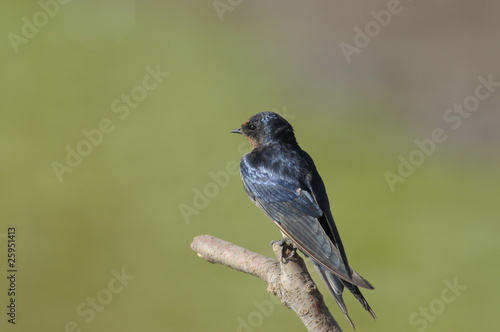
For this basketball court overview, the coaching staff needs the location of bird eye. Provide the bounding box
[248,124,257,130]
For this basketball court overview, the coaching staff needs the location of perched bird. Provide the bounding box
[231,112,375,328]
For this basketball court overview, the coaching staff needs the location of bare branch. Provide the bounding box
[191,235,342,332]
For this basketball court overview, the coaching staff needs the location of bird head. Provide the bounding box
[231,112,297,148]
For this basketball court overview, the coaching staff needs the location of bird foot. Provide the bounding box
[270,238,297,262]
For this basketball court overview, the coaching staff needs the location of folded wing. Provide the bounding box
[241,162,372,289]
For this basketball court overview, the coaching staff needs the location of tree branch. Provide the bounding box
[191,235,342,332]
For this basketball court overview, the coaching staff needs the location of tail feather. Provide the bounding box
[342,279,376,319]
[313,263,355,328]
[312,261,375,328]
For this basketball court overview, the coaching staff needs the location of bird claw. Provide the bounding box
[270,238,297,261]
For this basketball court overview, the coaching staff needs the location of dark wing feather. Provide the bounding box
[241,159,371,289]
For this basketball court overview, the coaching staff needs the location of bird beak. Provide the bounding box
[230,128,242,134]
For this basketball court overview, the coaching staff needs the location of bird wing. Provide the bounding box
[240,161,372,289]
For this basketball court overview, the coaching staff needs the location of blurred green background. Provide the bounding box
[1,1,499,331]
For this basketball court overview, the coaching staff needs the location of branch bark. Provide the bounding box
[191,235,342,332]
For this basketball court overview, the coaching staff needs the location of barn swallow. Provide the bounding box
[231,112,375,328]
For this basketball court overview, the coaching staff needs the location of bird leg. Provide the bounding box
[270,238,297,262]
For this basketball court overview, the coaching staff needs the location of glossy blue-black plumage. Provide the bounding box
[232,112,375,327]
